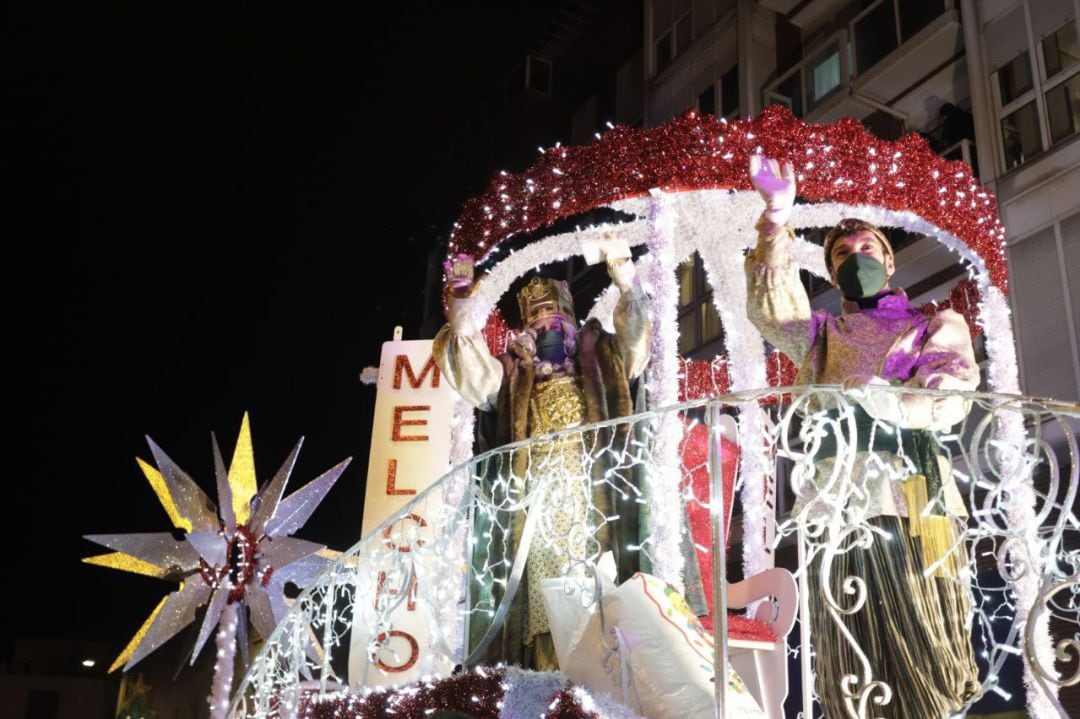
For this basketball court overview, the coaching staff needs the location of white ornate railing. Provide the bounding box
[228,386,1079,719]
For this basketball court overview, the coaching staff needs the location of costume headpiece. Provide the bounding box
[823,218,894,272]
[517,277,576,326]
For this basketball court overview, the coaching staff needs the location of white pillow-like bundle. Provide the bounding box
[541,572,765,719]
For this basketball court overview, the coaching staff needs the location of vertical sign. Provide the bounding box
[351,338,455,685]
[360,339,453,537]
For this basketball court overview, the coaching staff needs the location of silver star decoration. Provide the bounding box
[84,412,351,672]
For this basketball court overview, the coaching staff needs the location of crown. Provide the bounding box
[517,277,575,326]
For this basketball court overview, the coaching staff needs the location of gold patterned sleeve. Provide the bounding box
[859,309,980,430]
[899,308,980,429]
[613,283,652,380]
[744,215,814,364]
[432,295,504,411]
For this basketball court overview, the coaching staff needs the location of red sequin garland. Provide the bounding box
[297,669,603,719]
[449,105,1007,291]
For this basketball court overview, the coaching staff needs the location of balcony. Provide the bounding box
[228,386,1079,718]
[763,0,963,124]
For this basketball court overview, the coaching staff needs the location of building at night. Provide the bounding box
[0,640,118,719]
[640,0,1078,401]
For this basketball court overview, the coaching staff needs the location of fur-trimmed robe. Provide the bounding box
[463,319,647,667]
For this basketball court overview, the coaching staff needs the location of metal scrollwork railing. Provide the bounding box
[227,386,1079,719]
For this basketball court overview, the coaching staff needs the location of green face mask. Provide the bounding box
[835,253,887,299]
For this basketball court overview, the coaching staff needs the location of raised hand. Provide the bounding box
[749,154,796,226]
[443,253,476,298]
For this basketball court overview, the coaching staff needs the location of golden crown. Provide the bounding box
[517,277,575,326]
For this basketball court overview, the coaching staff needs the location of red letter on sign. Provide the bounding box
[382,513,428,553]
[394,354,440,389]
[375,571,418,612]
[385,458,416,496]
[372,631,420,673]
[392,406,430,441]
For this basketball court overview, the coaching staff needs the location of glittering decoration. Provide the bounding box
[82,551,173,580]
[295,667,639,719]
[677,353,798,402]
[84,413,351,716]
[447,106,1008,291]
[391,406,431,441]
[765,350,799,389]
[919,278,983,339]
[483,308,511,356]
[677,356,730,402]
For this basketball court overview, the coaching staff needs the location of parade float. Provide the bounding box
[89,107,1078,718]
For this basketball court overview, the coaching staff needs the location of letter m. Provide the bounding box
[393,354,440,389]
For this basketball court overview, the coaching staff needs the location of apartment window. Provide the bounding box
[808,44,842,106]
[764,30,849,118]
[676,12,692,57]
[850,0,948,77]
[721,65,739,118]
[1046,72,1080,142]
[700,66,739,119]
[852,0,900,74]
[1001,101,1043,167]
[526,55,552,95]
[676,253,723,354]
[769,72,804,118]
[998,52,1034,105]
[698,84,716,115]
[990,9,1080,170]
[1043,19,1080,75]
[655,9,693,74]
[657,32,674,73]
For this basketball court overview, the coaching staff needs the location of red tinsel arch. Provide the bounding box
[449,105,1007,290]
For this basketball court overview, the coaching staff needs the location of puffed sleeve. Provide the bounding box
[432,294,504,411]
[613,282,651,380]
[861,309,979,430]
[744,215,815,364]
[902,308,979,428]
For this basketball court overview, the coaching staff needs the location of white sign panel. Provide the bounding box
[350,339,456,685]
[360,340,453,537]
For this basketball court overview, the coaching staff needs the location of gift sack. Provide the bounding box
[542,572,764,719]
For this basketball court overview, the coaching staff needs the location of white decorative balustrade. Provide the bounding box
[227,385,1079,719]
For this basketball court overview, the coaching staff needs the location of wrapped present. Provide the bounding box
[542,572,766,719]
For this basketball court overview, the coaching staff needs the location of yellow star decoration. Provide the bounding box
[136,457,192,532]
[83,413,351,675]
[108,595,171,673]
[228,413,257,526]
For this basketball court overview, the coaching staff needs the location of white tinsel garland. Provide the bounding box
[644,189,685,591]
[977,285,1054,716]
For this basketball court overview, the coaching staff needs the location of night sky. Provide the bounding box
[8,1,564,658]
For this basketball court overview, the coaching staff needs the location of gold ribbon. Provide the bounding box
[900,474,962,580]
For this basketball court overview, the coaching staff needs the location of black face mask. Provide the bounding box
[535,329,567,364]
[835,253,887,299]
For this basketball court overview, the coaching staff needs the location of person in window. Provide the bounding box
[434,251,650,670]
[744,155,980,718]
[939,102,975,147]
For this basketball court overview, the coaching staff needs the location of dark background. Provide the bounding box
[6,1,564,659]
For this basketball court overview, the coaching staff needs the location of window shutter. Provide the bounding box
[1009,226,1079,399]
[1061,211,1080,348]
